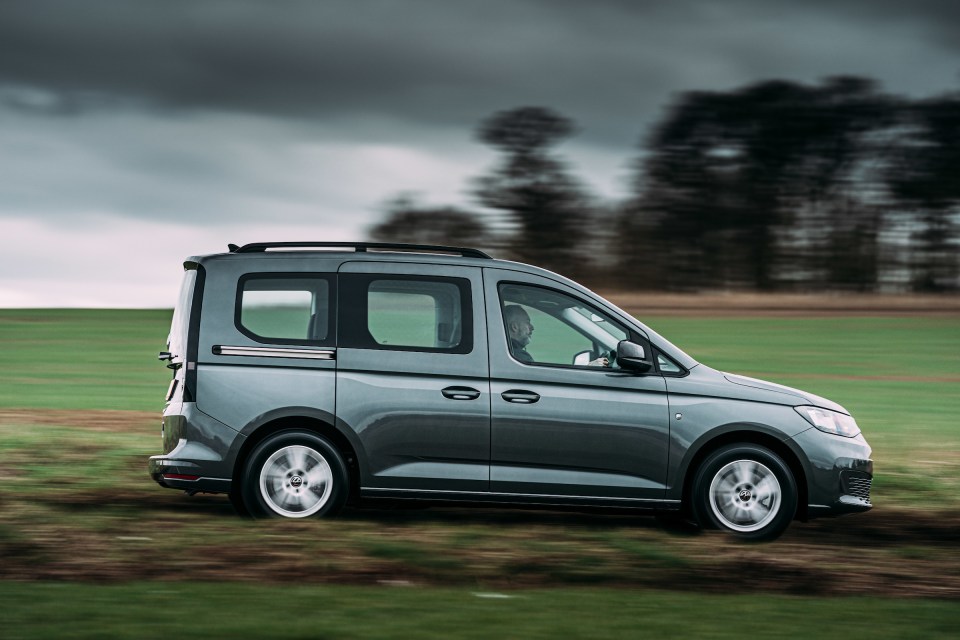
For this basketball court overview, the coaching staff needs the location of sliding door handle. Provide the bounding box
[501,389,540,404]
[441,386,481,401]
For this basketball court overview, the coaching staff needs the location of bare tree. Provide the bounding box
[368,195,493,252]
[886,94,960,292]
[622,77,894,291]
[474,107,595,280]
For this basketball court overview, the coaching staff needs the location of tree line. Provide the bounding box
[368,77,960,293]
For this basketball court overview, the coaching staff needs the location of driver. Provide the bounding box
[503,305,609,367]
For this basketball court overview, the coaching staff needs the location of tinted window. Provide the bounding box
[237,275,334,344]
[340,274,472,353]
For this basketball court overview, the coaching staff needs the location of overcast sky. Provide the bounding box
[2,0,958,307]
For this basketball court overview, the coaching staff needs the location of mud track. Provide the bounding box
[0,486,956,598]
[3,360,959,599]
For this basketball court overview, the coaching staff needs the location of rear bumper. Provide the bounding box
[148,455,232,493]
[147,402,241,494]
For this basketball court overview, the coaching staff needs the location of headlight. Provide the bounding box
[795,406,860,437]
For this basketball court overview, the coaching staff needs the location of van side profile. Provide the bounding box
[149,242,872,541]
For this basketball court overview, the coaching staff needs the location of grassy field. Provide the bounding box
[0,309,172,411]
[646,315,960,507]
[2,583,959,640]
[1,307,958,636]
[2,308,957,505]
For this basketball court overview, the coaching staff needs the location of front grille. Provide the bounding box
[841,472,872,502]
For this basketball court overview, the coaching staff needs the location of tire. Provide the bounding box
[691,443,797,542]
[240,430,349,519]
[229,489,250,517]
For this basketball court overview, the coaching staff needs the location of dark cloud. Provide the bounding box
[2,0,958,149]
[3,0,960,306]
[2,0,959,222]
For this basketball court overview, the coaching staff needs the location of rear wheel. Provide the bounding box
[692,443,797,542]
[229,489,250,517]
[241,431,348,519]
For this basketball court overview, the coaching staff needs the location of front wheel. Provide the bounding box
[691,444,797,542]
[240,431,349,519]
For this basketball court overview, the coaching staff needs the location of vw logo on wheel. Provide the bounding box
[738,489,752,501]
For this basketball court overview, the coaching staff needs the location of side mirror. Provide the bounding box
[616,340,653,373]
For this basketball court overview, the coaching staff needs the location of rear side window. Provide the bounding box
[340,274,472,353]
[236,274,335,345]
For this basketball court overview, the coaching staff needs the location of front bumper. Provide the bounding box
[789,427,873,519]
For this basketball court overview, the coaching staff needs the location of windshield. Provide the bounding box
[167,267,197,362]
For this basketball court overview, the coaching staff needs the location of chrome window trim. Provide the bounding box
[213,345,336,360]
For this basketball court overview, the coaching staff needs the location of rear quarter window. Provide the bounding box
[236,274,335,345]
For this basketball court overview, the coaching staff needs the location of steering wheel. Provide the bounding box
[606,349,617,368]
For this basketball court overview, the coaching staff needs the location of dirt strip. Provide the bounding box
[0,409,158,432]
[1,490,958,598]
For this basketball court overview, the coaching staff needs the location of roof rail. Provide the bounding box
[229,241,492,259]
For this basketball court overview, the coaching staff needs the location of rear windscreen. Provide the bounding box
[167,267,197,362]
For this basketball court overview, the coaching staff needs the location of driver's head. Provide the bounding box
[503,305,533,346]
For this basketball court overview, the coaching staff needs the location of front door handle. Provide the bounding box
[501,389,540,404]
[441,386,481,401]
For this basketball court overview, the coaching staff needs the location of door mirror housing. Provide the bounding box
[617,340,653,373]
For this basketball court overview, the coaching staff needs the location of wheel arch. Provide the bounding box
[233,411,363,503]
[678,428,810,521]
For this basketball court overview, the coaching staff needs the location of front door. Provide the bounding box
[336,261,490,494]
[485,269,670,502]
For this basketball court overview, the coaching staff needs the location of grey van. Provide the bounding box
[149,242,872,541]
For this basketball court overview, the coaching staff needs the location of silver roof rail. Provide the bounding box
[229,242,492,259]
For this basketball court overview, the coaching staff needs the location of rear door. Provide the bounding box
[336,261,490,494]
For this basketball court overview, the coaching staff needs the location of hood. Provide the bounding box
[722,372,849,414]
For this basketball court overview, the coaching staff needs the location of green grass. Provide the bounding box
[4,310,957,422]
[643,316,960,501]
[647,316,960,381]
[0,583,957,639]
[0,310,960,639]
[1,309,958,506]
[1,308,960,630]
[4,311,957,449]
[0,422,151,491]
[0,309,172,411]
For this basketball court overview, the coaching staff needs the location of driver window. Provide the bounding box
[498,283,629,369]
